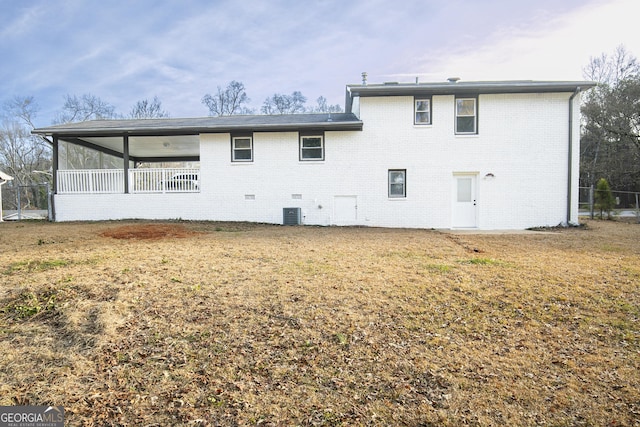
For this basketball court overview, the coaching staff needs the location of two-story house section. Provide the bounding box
[32,78,594,229]
[344,79,594,229]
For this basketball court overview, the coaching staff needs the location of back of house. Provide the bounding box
[32,78,594,229]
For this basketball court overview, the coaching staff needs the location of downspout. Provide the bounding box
[567,87,581,225]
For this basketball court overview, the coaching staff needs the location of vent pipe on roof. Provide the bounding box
[362,72,368,85]
[448,77,460,83]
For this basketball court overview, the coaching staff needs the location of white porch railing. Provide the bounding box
[130,168,200,193]
[57,168,200,194]
[57,169,124,194]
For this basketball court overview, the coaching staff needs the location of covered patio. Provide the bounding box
[34,118,203,195]
[31,113,363,222]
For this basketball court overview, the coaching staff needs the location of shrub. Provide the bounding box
[594,178,615,219]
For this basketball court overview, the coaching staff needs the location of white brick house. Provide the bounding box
[32,79,594,229]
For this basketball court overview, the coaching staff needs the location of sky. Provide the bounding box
[0,0,638,127]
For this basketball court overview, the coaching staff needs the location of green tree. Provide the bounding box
[594,178,616,219]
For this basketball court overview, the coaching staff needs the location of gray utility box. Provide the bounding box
[283,207,301,225]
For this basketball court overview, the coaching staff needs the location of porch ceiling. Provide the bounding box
[33,113,363,162]
[77,135,200,158]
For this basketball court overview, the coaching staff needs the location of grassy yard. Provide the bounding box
[0,219,638,426]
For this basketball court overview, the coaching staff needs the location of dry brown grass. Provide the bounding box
[0,219,638,426]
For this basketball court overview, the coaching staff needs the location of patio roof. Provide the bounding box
[33,113,362,137]
[32,113,363,162]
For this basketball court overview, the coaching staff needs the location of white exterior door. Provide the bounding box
[334,196,357,224]
[453,174,477,228]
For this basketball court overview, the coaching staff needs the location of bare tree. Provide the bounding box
[52,94,119,169]
[0,96,52,212]
[202,81,252,116]
[583,45,639,87]
[581,45,640,192]
[261,91,307,114]
[4,96,39,129]
[0,121,49,182]
[311,96,343,113]
[54,93,116,124]
[129,96,169,119]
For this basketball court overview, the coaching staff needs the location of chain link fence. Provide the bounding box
[579,186,640,221]
[1,183,51,221]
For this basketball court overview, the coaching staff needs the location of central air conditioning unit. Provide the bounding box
[283,207,301,225]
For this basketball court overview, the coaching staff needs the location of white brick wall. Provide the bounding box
[55,91,580,229]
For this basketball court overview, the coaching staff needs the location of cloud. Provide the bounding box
[0,3,46,40]
[2,0,637,126]
[407,0,639,82]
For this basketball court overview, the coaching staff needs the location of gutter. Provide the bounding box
[347,81,596,97]
[567,87,581,225]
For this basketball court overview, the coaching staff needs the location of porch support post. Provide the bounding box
[123,134,130,194]
[52,136,59,195]
[51,135,58,221]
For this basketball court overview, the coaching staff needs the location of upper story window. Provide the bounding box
[388,169,406,198]
[414,98,431,125]
[300,135,324,161]
[232,136,253,162]
[455,97,477,134]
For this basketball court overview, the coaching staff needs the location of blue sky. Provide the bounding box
[1,0,637,127]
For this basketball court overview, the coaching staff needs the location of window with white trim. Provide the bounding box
[414,98,431,125]
[455,97,477,134]
[232,136,253,162]
[300,135,324,161]
[388,169,406,198]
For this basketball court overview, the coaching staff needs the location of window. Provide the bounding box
[455,97,477,134]
[232,136,253,162]
[414,98,431,125]
[388,169,406,198]
[300,135,324,161]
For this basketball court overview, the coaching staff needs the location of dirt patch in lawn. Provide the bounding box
[0,219,638,426]
[100,223,199,240]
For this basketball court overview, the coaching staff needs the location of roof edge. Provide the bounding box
[32,113,363,137]
[347,80,597,97]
